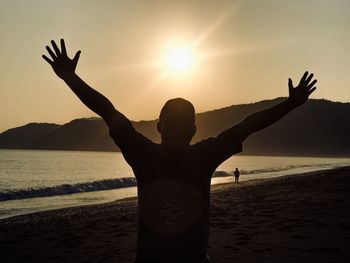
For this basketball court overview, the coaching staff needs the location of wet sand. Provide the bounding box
[1,167,350,262]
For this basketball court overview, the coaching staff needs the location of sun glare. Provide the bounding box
[165,47,193,71]
[164,46,195,73]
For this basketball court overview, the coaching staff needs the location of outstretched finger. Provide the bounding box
[288,78,293,89]
[73,50,81,64]
[60,39,67,56]
[307,87,316,96]
[307,79,317,90]
[305,73,314,85]
[51,40,61,56]
[42,55,53,65]
[46,46,56,60]
[288,78,294,94]
[299,71,309,85]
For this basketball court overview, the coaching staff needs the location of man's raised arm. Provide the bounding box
[234,71,317,141]
[42,39,126,128]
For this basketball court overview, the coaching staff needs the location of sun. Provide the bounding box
[163,46,196,73]
[165,47,194,72]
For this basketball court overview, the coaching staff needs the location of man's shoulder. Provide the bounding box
[191,137,216,147]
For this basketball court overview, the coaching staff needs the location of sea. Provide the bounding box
[1,149,349,220]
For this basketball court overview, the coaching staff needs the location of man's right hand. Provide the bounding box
[287,71,317,108]
[42,39,81,79]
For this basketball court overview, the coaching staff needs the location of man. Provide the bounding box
[234,167,240,183]
[42,39,317,262]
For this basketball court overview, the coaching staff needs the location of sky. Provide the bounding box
[1,0,349,132]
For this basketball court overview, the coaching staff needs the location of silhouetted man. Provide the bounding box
[43,39,317,262]
[234,167,240,183]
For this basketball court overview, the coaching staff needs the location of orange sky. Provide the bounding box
[1,0,349,132]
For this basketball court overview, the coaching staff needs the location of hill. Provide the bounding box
[0,123,60,149]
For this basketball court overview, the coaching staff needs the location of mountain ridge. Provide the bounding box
[1,98,349,157]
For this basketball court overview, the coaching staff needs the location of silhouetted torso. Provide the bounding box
[110,120,242,261]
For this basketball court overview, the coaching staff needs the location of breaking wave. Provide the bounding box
[0,177,137,201]
[1,163,334,201]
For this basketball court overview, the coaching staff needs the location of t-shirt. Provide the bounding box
[109,117,243,261]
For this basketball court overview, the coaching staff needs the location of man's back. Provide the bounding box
[136,143,211,260]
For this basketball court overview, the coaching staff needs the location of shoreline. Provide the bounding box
[2,148,350,159]
[1,166,350,262]
[2,165,348,221]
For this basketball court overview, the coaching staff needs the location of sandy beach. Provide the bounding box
[1,167,350,262]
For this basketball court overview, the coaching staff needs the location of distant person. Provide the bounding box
[42,39,317,263]
[234,167,240,183]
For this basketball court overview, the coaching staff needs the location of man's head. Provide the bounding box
[157,98,196,148]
